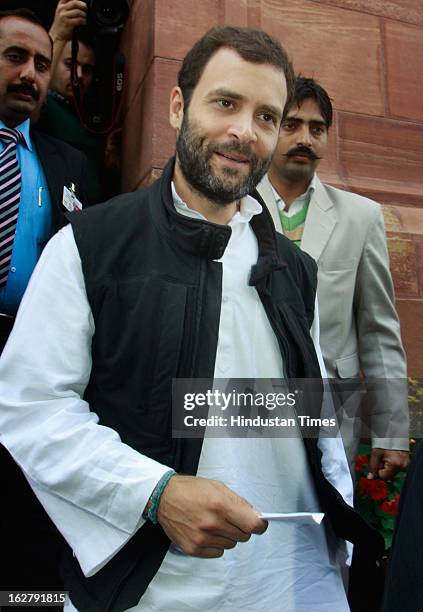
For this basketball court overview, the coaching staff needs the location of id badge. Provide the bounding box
[62,185,83,212]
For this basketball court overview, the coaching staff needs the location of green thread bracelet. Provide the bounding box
[147,469,176,524]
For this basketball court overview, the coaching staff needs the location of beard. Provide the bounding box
[176,113,272,206]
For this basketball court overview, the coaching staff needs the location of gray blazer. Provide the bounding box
[257,173,408,451]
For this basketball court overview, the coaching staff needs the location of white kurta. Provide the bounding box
[133,193,350,612]
[0,191,352,611]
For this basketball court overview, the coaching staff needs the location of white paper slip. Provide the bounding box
[260,512,324,525]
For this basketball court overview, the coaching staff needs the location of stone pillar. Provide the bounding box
[120,0,423,375]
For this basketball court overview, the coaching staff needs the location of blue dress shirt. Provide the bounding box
[0,119,53,315]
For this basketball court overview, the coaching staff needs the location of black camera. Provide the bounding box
[86,0,129,34]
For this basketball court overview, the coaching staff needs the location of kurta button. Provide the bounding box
[10,267,16,273]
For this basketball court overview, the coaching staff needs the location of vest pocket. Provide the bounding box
[137,279,188,455]
[88,276,189,453]
[149,281,188,408]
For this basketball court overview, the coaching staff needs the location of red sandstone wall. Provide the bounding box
[120,0,423,375]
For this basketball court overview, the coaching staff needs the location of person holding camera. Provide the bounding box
[49,0,95,100]
[37,0,120,204]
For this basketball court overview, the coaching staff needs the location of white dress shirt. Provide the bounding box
[0,188,352,611]
[270,174,317,219]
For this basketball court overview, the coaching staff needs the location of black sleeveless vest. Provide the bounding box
[63,158,383,611]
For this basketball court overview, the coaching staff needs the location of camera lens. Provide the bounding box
[88,0,129,33]
[96,3,119,25]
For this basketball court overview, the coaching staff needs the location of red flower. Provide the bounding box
[358,477,370,495]
[380,495,400,516]
[392,493,399,516]
[366,479,388,501]
[355,455,369,472]
[390,495,400,516]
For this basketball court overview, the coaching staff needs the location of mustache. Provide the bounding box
[7,82,40,101]
[285,146,320,160]
[210,141,256,162]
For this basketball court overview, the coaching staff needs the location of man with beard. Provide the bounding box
[258,77,409,478]
[0,29,382,611]
[0,6,88,596]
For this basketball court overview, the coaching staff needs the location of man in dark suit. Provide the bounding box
[0,8,87,347]
[0,8,87,598]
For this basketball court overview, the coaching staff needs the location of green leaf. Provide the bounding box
[381,516,394,530]
[384,532,392,550]
[374,505,385,517]
[393,475,405,493]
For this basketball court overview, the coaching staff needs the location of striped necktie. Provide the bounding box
[0,127,22,288]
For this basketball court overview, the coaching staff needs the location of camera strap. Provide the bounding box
[70,31,126,135]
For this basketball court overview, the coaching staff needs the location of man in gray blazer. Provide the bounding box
[257,77,409,479]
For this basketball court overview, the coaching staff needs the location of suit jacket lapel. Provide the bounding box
[31,130,71,230]
[31,130,62,212]
[301,176,337,262]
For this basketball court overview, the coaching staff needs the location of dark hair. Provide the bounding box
[73,25,96,53]
[0,8,52,49]
[0,8,44,28]
[284,76,333,127]
[178,26,295,110]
